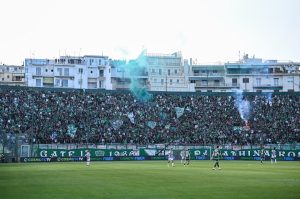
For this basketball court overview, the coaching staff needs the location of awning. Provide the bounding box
[43,77,54,84]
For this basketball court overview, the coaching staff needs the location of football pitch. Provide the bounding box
[0,161,299,199]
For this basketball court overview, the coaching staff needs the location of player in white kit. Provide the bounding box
[180,149,185,164]
[167,149,175,167]
[271,147,277,164]
[85,150,91,166]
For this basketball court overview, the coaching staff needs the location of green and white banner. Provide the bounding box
[36,148,300,158]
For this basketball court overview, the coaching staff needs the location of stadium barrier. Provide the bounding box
[17,147,300,162]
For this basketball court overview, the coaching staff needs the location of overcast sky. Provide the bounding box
[0,0,299,65]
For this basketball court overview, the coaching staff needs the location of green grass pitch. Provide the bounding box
[0,161,299,199]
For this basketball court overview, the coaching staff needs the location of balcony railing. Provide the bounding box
[195,83,240,88]
[193,73,225,76]
[253,84,283,89]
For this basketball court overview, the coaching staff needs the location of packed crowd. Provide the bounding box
[0,87,299,145]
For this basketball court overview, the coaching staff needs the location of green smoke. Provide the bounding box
[118,50,152,102]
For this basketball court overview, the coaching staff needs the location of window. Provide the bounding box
[13,76,22,81]
[57,68,63,76]
[201,70,206,73]
[99,59,102,65]
[1,78,4,81]
[45,69,48,72]
[214,80,220,86]
[201,80,208,85]
[36,79,42,87]
[274,78,279,86]
[36,67,41,76]
[161,79,164,85]
[89,59,93,65]
[152,69,155,73]
[287,77,294,83]
[232,78,237,86]
[275,68,281,73]
[51,69,53,72]
[7,75,10,79]
[256,78,261,86]
[243,78,249,83]
[168,69,170,76]
[14,67,17,71]
[159,69,162,75]
[90,70,93,74]
[78,68,83,74]
[64,68,69,76]
[99,70,104,77]
[170,79,172,85]
[62,79,68,87]
[99,81,102,88]
[213,70,217,73]
[177,79,179,83]
[55,79,60,87]
[175,69,177,74]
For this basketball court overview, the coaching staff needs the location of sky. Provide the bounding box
[0,0,299,65]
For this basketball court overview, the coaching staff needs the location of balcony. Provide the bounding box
[99,76,106,81]
[195,83,240,88]
[192,73,225,77]
[253,84,283,90]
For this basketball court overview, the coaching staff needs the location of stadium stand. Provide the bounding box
[0,86,299,146]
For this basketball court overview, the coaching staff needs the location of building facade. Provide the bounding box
[146,52,195,92]
[21,53,300,92]
[0,65,25,86]
[189,55,300,92]
[25,55,112,89]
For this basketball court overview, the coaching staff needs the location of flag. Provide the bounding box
[51,132,58,141]
[67,124,77,138]
[147,121,157,129]
[175,107,185,118]
[159,112,167,120]
[127,112,135,124]
[111,120,123,130]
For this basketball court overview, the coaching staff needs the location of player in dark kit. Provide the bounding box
[183,149,190,167]
[212,146,221,170]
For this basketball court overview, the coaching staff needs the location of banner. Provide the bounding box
[36,148,300,159]
[37,148,141,158]
[127,112,135,124]
[67,124,77,138]
[175,107,184,118]
[147,121,157,129]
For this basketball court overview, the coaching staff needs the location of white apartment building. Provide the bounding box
[25,55,112,89]
[146,52,195,92]
[23,52,300,93]
[110,59,149,90]
[0,64,25,86]
[189,55,300,92]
